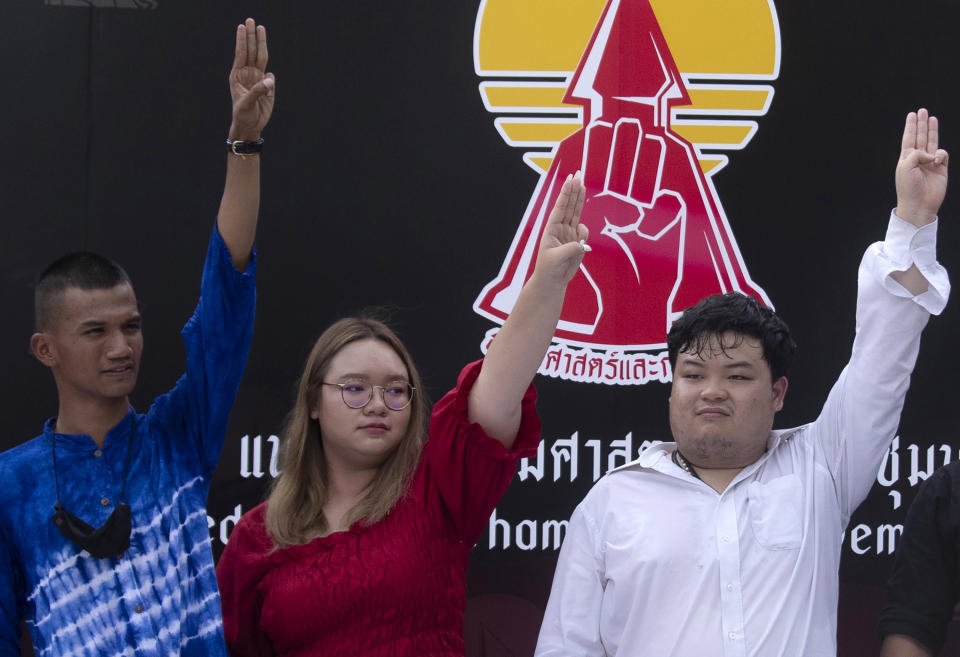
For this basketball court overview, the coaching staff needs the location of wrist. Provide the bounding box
[226,137,264,159]
[526,268,571,296]
[894,203,936,227]
[228,123,261,142]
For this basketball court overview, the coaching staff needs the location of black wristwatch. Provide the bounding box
[226,137,264,156]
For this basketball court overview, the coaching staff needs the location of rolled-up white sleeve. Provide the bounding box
[816,210,950,518]
[868,211,949,314]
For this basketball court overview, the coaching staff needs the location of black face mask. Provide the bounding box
[52,502,131,559]
[50,418,135,560]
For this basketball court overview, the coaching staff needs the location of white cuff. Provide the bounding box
[883,210,938,268]
[867,211,950,315]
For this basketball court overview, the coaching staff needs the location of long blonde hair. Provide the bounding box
[265,318,427,548]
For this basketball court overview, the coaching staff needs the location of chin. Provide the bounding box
[104,382,137,400]
[684,435,736,462]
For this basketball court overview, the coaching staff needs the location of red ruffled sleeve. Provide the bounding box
[422,359,542,545]
[216,503,277,657]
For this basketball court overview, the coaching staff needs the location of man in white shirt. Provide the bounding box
[535,109,950,657]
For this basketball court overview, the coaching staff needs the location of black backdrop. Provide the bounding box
[3,1,959,655]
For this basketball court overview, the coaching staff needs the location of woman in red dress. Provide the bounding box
[216,174,589,657]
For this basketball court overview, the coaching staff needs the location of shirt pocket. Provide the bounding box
[746,474,803,550]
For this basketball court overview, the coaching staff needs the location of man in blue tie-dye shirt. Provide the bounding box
[0,18,275,657]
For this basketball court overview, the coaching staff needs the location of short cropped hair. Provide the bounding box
[34,252,132,331]
[667,292,796,381]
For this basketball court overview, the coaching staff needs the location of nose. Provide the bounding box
[105,330,134,359]
[699,376,728,401]
[363,386,389,414]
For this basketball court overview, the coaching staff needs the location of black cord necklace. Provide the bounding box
[672,448,702,481]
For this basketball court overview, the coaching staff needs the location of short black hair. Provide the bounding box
[34,252,132,331]
[667,292,796,381]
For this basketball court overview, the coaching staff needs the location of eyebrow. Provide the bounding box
[677,358,756,369]
[76,314,142,329]
[337,373,409,381]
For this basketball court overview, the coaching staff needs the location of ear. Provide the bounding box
[771,376,788,411]
[30,332,57,368]
[309,395,322,421]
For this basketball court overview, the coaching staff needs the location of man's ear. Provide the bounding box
[772,376,788,412]
[30,333,57,368]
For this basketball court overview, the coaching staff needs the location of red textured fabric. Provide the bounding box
[216,359,541,657]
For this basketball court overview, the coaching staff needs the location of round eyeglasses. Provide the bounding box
[321,381,415,411]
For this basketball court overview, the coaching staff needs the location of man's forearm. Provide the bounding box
[216,17,274,271]
[216,151,260,271]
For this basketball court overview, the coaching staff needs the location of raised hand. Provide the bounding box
[467,172,587,445]
[895,108,948,227]
[534,172,589,285]
[229,18,276,142]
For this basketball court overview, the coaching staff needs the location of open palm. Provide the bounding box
[229,18,275,141]
[536,173,589,285]
[895,108,949,226]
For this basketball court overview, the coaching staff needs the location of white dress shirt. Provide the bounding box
[535,213,950,657]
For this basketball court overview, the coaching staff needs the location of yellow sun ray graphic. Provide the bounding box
[474,0,780,176]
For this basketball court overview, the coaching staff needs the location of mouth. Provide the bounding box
[102,364,135,376]
[696,407,730,418]
[359,423,390,432]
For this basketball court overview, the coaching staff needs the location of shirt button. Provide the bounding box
[134,604,144,614]
[94,450,102,458]
[729,632,736,640]
[722,535,731,542]
[727,584,734,591]
[101,498,110,507]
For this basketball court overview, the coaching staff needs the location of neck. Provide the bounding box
[54,396,130,448]
[675,448,742,493]
[694,467,742,493]
[325,464,378,503]
[322,465,378,534]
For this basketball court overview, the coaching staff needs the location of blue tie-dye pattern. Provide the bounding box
[0,226,256,657]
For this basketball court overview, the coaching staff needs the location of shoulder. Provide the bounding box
[764,424,820,461]
[218,503,279,587]
[933,461,960,483]
[0,433,48,477]
[216,503,279,603]
[891,465,960,540]
[605,441,672,478]
[225,502,272,555]
[565,465,667,547]
[426,358,540,457]
[235,502,269,535]
[428,360,482,427]
[579,457,661,513]
[0,434,48,537]
[915,463,960,502]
